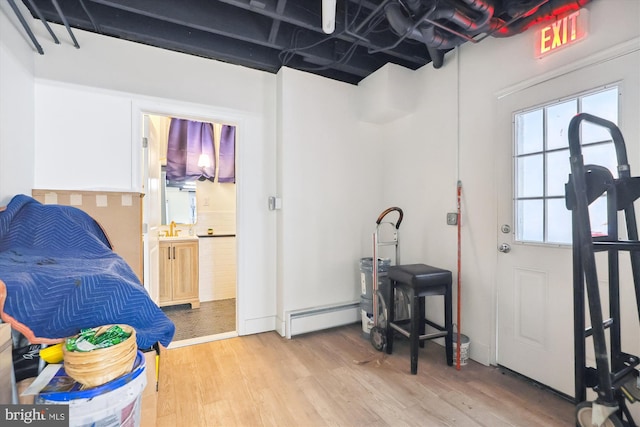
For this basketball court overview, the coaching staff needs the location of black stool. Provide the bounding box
[386,263,453,374]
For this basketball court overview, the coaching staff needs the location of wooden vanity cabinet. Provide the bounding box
[159,239,200,309]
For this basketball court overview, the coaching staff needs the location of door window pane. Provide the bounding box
[516,110,543,155]
[517,200,544,242]
[546,100,576,150]
[517,155,543,198]
[546,150,571,197]
[581,88,619,144]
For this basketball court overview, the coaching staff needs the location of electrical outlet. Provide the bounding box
[447,212,458,226]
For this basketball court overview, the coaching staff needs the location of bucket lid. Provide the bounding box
[38,350,145,401]
[452,334,470,345]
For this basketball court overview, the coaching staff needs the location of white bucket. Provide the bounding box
[453,333,470,366]
[361,309,374,334]
[38,351,147,427]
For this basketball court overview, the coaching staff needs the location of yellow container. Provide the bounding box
[40,343,64,364]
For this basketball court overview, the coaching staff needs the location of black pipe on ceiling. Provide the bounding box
[502,0,550,18]
[385,0,499,50]
[384,0,592,67]
[25,0,59,44]
[426,44,444,68]
[492,0,592,38]
[7,0,44,54]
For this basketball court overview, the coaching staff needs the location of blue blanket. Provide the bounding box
[0,195,174,348]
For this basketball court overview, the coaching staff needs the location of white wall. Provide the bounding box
[0,2,35,205]
[276,67,385,333]
[28,25,277,336]
[34,83,133,190]
[377,52,461,352]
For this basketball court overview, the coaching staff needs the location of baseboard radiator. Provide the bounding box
[286,301,360,339]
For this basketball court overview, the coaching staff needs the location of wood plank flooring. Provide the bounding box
[156,323,574,426]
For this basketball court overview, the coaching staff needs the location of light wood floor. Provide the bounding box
[156,323,574,426]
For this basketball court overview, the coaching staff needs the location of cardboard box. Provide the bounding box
[0,324,12,404]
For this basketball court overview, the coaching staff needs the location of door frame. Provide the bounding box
[142,114,161,305]
[131,98,245,344]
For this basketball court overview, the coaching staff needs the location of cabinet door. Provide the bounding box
[172,241,199,301]
[158,243,173,304]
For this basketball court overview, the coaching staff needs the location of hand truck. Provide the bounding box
[370,207,403,351]
[566,113,640,427]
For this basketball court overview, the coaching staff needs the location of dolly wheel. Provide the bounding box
[576,402,623,427]
[370,326,386,352]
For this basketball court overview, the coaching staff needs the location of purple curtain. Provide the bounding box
[166,119,216,182]
[218,125,236,183]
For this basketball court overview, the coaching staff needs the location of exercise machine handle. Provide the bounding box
[569,113,630,178]
[376,207,403,229]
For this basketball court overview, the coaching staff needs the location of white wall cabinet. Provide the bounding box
[159,238,200,309]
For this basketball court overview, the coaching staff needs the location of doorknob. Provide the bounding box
[498,243,511,253]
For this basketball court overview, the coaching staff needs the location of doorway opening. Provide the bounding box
[143,113,238,348]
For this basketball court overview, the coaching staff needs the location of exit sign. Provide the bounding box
[535,9,588,58]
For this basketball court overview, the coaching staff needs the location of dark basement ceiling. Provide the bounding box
[17,0,593,85]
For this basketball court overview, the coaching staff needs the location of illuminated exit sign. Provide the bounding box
[535,9,588,58]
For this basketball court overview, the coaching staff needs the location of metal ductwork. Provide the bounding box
[385,0,592,68]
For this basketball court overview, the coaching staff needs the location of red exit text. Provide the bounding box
[535,10,588,57]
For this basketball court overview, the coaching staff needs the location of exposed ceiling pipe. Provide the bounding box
[492,0,591,37]
[79,0,101,33]
[425,4,490,34]
[7,0,44,54]
[386,0,498,48]
[384,0,592,67]
[401,0,496,33]
[502,0,549,17]
[385,3,424,41]
[51,0,80,48]
[385,2,477,50]
[426,44,444,68]
[25,0,60,44]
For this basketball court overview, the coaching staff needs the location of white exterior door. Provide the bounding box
[495,48,640,397]
[143,114,162,304]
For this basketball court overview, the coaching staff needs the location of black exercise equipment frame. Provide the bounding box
[566,112,640,426]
